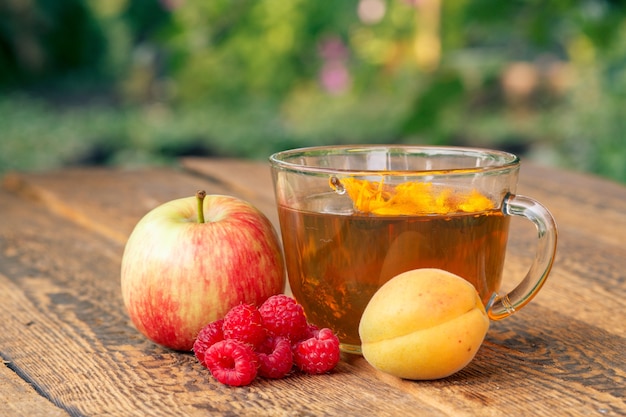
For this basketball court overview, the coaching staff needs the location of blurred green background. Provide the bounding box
[1,0,625,183]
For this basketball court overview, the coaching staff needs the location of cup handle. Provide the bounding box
[487,193,558,320]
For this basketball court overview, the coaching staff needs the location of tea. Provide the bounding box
[277,193,510,352]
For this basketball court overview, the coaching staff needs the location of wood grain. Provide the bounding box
[0,358,70,417]
[517,163,626,246]
[1,167,246,245]
[1,159,625,416]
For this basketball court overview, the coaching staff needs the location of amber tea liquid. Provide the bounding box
[278,193,510,353]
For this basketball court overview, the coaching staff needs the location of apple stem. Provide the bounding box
[196,190,206,223]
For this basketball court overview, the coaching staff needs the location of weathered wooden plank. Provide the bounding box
[182,157,275,203]
[517,162,626,247]
[1,165,279,245]
[1,163,624,416]
[0,360,71,417]
[501,222,626,338]
[1,164,284,292]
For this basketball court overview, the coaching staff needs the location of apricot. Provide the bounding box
[359,268,489,380]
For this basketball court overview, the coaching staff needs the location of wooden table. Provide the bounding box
[1,157,624,416]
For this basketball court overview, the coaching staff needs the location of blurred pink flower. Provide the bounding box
[318,37,349,61]
[318,37,351,94]
[159,0,184,11]
[320,61,351,94]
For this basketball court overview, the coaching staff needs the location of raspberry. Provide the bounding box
[196,297,343,384]
[293,328,340,374]
[297,323,320,343]
[256,336,293,379]
[223,303,266,348]
[204,339,259,386]
[259,295,308,342]
[193,319,224,366]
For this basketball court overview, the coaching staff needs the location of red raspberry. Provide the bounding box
[193,319,224,366]
[256,336,293,379]
[296,323,320,343]
[223,303,266,348]
[259,295,308,342]
[204,339,259,386]
[293,328,340,374]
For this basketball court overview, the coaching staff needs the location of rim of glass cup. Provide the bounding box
[269,145,520,176]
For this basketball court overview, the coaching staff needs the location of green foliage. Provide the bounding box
[0,0,108,86]
[0,0,625,184]
[162,1,375,102]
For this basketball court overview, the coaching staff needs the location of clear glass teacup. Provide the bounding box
[269,145,557,354]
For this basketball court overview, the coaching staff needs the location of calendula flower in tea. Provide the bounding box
[337,177,494,215]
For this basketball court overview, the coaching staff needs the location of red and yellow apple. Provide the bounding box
[121,191,285,351]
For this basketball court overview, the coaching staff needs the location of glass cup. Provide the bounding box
[269,145,557,354]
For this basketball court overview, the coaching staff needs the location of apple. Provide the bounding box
[121,190,286,351]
